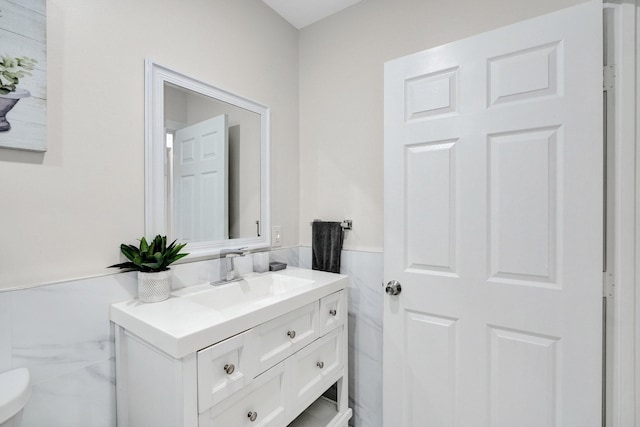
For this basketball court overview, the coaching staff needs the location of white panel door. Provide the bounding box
[173,114,228,242]
[383,2,602,426]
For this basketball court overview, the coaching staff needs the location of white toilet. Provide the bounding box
[0,369,31,427]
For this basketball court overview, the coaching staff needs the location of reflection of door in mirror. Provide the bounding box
[162,79,262,245]
[173,115,228,242]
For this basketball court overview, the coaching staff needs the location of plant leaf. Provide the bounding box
[140,237,149,253]
[141,260,162,270]
[120,245,138,262]
[108,261,137,270]
[172,253,189,262]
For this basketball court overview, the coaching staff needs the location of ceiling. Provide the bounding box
[262,0,363,29]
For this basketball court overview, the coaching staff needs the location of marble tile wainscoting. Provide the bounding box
[0,273,138,427]
[300,247,383,427]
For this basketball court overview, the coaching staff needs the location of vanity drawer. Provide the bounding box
[199,362,286,427]
[319,290,346,335]
[290,327,343,411]
[252,301,319,375]
[197,330,252,412]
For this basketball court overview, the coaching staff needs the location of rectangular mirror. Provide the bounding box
[145,60,270,258]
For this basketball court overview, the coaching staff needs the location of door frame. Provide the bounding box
[605,1,636,426]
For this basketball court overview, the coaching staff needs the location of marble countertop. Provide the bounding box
[110,267,348,358]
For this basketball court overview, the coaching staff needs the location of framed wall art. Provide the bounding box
[0,0,46,152]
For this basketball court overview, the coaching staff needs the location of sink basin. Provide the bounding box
[183,273,315,311]
[110,267,348,358]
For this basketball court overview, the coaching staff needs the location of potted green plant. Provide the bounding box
[0,55,37,132]
[109,235,189,303]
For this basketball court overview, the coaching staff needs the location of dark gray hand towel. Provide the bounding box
[312,221,344,273]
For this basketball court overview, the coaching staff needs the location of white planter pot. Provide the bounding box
[137,270,171,303]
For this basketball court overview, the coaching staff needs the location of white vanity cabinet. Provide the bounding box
[112,269,351,427]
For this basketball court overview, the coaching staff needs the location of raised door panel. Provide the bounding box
[405,67,459,121]
[487,42,561,107]
[488,127,560,288]
[403,312,458,427]
[488,327,560,427]
[405,140,458,276]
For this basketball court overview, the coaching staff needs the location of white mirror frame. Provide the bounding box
[145,60,271,259]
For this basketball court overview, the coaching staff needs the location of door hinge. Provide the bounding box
[603,65,615,91]
[603,271,615,298]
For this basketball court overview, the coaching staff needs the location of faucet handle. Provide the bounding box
[220,247,249,258]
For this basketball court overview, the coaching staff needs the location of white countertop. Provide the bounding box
[110,267,348,358]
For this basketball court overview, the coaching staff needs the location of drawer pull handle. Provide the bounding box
[329,309,337,316]
[223,364,235,375]
[317,361,324,369]
[247,411,258,422]
[287,330,296,339]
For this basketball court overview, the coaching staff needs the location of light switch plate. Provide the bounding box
[272,226,282,247]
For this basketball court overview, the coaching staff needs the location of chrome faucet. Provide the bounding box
[213,248,249,285]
